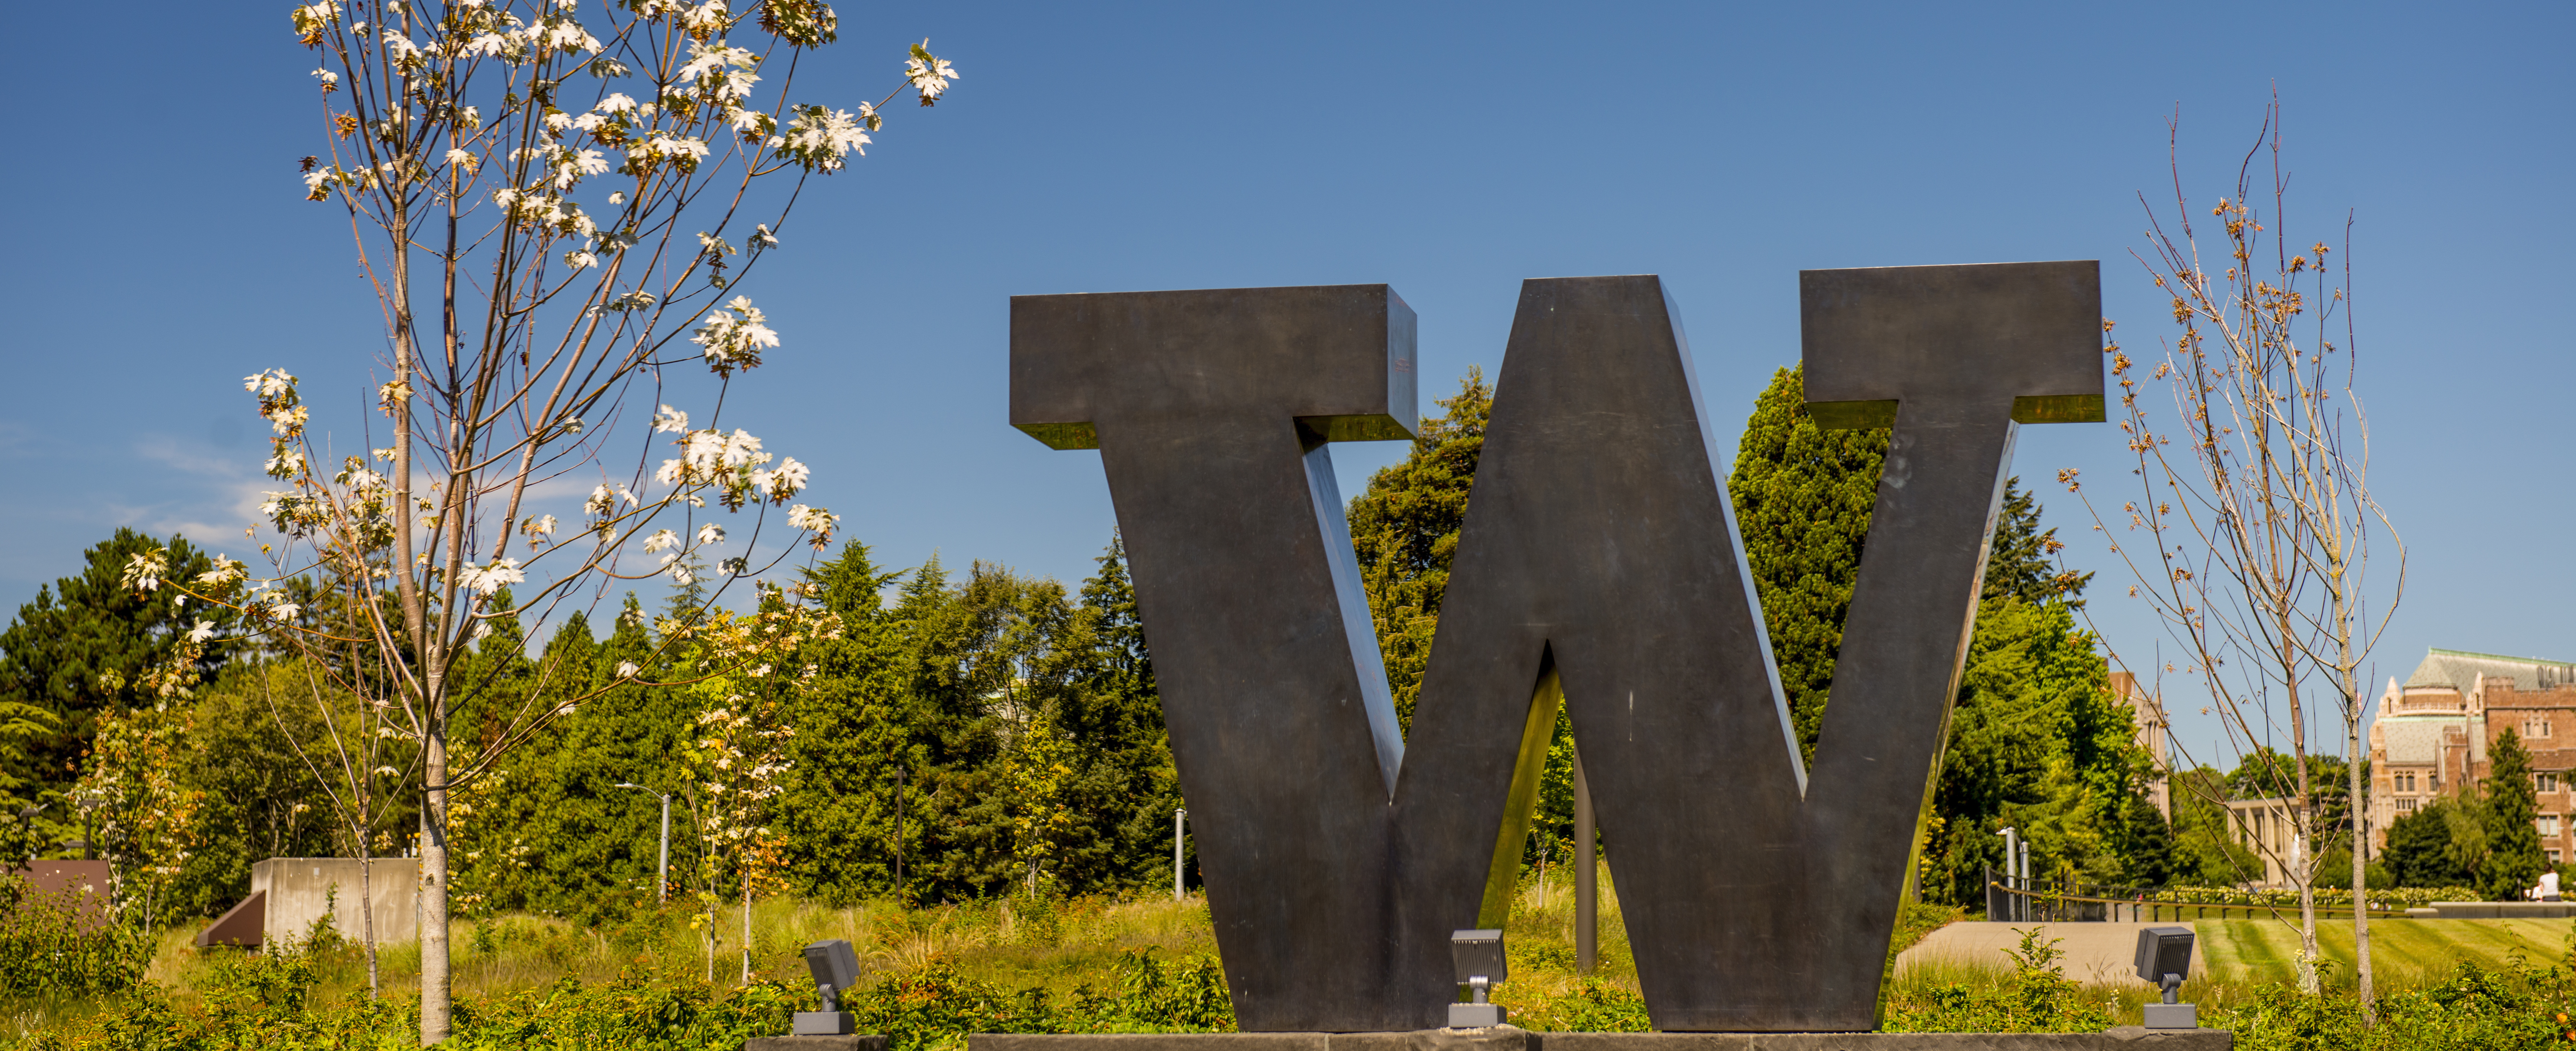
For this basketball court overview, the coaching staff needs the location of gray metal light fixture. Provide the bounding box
[2133,926,2197,1029]
[1447,929,1507,1029]
[796,938,861,1035]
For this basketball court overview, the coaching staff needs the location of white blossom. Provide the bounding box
[291,0,340,36]
[457,558,525,595]
[195,557,248,589]
[641,529,679,553]
[679,0,730,36]
[654,405,690,433]
[565,249,598,269]
[617,661,640,678]
[311,67,340,89]
[677,38,761,104]
[187,620,217,644]
[905,40,958,103]
[691,296,778,374]
[786,504,837,533]
[244,369,297,400]
[633,133,710,171]
[586,483,637,516]
[444,148,478,170]
[521,515,559,539]
[121,549,169,592]
[752,224,779,248]
[771,105,869,172]
[696,524,725,546]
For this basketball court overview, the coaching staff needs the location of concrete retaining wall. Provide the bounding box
[251,857,419,947]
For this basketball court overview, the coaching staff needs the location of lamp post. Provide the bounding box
[1997,827,2020,922]
[1574,747,1596,975]
[1174,808,1187,901]
[614,782,671,905]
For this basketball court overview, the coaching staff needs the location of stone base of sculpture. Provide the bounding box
[746,1035,890,1051]
[967,1026,2228,1051]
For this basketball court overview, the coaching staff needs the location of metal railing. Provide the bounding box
[1981,867,2410,923]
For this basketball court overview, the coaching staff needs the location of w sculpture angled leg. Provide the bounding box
[1007,264,2102,1033]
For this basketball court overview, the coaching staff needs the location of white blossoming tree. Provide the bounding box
[118,0,959,1039]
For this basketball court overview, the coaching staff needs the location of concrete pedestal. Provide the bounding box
[968,1027,2228,1051]
[746,1036,890,1051]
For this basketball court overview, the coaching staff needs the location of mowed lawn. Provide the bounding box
[2196,916,2574,989]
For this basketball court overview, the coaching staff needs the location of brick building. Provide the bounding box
[2366,648,2576,863]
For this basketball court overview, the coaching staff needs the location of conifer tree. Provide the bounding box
[1727,367,1888,759]
[0,529,235,810]
[1051,536,1182,893]
[779,541,916,904]
[2481,728,2547,901]
[1347,369,1491,729]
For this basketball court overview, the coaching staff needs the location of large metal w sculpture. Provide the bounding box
[1007,265,2104,1032]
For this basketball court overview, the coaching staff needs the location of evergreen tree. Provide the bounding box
[1346,368,1490,730]
[2481,728,2548,900]
[1921,597,2133,901]
[2382,799,2470,887]
[1728,367,1888,760]
[1984,479,2090,608]
[2113,792,2177,887]
[1049,535,1182,893]
[0,528,236,814]
[778,541,915,904]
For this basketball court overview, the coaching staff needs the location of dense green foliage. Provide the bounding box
[0,875,150,997]
[1728,367,2161,906]
[1348,368,1489,733]
[437,539,1179,917]
[0,529,236,847]
[1727,366,1888,761]
[2482,729,2549,901]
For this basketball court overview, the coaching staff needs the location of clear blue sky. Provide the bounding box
[2,0,2567,767]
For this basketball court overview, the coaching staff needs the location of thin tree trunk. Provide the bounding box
[2348,698,2374,1022]
[362,807,379,998]
[421,722,452,1041]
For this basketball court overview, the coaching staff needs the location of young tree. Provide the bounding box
[115,1,960,1036]
[2065,101,2403,1007]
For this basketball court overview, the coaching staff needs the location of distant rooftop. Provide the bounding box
[2405,648,2576,692]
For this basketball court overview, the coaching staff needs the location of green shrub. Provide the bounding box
[1883,927,2114,1033]
[0,875,151,997]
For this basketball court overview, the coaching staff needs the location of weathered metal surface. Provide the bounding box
[1011,285,1434,1031]
[1007,266,2101,1032]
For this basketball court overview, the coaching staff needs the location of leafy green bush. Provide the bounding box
[0,875,151,997]
[2210,957,2576,1051]
[1883,927,2114,1033]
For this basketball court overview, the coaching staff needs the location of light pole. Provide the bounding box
[1173,808,1187,901]
[1997,826,2024,922]
[1575,746,1596,975]
[615,782,671,905]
